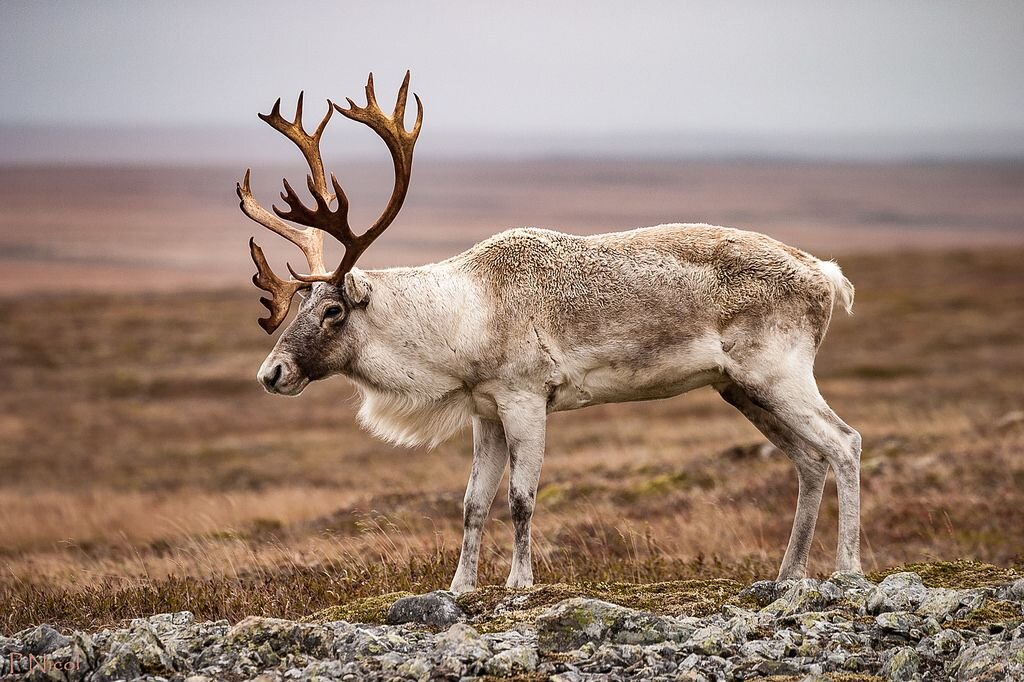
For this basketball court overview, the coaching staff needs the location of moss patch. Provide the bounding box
[456,578,743,632]
[304,591,413,625]
[949,599,1024,632]
[868,559,1022,589]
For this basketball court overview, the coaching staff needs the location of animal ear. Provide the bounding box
[343,268,372,308]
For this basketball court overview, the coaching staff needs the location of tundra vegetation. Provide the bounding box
[1,247,1022,636]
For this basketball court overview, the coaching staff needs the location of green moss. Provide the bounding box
[456,578,743,632]
[303,591,413,625]
[618,470,717,501]
[868,560,1022,589]
[536,482,567,506]
[948,599,1023,631]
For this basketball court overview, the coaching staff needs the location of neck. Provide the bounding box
[342,263,489,447]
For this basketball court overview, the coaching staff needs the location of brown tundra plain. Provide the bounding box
[1,160,1023,634]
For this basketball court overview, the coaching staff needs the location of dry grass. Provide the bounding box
[1,247,1023,634]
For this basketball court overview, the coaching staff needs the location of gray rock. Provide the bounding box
[916,587,986,622]
[865,586,897,615]
[222,616,334,659]
[826,571,874,594]
[879,572,929,608]
[15,624,71,656]
[386,590,465,628]
[876,611,926,639]
[996,578,1024,602]
[738,580,787,607]
[484,645,539,676]
[536,598,676,654]
[951,639,1024,680]
[683,624,735,656]
[722,605,763,642]
[396,655,433,681]
[765,578,840,617]
[918,628,963,659]
[93,622,184,682]
[881,645,920,681]
[433,622,491,665]
[12,572,1024,681]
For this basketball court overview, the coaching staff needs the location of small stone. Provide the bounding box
[386,590,465,628]
[434,623,491,664]
[918,628,963,658]
[997,578,1024,602]
[396,656,433,681]
[738,580,786,607]
[878,572,928,607]
[683,624,734,656]
[722,605,762,641]
[484,645,539,676]
[223,616,334,658]
[876,611,925,639]
[827,571,873,593]
[865,586,896,615]
[536,598,674,654]
[15,624,71,656]
[881,646,920,681]
[951,639,1024,680]
[766,578,839,616]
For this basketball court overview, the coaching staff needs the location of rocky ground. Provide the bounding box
[3,562,1023,681]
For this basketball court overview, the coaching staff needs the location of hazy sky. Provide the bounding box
[2,1,1023,159]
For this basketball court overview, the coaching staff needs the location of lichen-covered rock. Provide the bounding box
[683,624,735,656]
[876,611,927,639]
[484,644,539,676]
[92,622,185,682]
[737,579,789,607]
[881,645,920,681]
[222,616,334,659]
[14,624,71,657]
[879,572,929,608]
[997,578,1024,602]
[7,562,1024,681]
[764,578,841,617]
[827,571,874,593]
[917,627,963,659]
[915,588,987,628]
[950,638,1024,680]
[536,597,677,654]
[386,590,465,628]
[864,585,898,615]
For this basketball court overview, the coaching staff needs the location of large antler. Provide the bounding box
[237,72,423,333]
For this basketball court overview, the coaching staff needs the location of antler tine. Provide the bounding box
[257,92,335,200]
[322,71,423,283]
[248,238,307,333]
[237,169,326,274]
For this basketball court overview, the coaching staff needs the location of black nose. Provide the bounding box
[267,363,283,388]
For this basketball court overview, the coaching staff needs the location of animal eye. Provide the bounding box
[323,305,343,320]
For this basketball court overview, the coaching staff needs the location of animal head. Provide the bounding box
[237,72,422,395]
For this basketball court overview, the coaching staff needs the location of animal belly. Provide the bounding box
[549,360,725,411]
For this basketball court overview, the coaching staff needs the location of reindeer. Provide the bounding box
[238,73,862,592]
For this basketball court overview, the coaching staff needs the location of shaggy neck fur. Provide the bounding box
[345,263,487,448]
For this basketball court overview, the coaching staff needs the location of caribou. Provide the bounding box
[238,73,862,592]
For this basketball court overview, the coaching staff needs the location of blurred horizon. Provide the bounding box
[5,125,1024,165]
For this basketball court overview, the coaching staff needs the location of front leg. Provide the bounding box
[450,417,509,594]
[498,393,547,589]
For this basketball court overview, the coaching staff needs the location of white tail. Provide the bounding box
[818,259,855,315]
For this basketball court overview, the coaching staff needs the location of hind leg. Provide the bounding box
[718,382,830,579]
[727,343,862,573]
